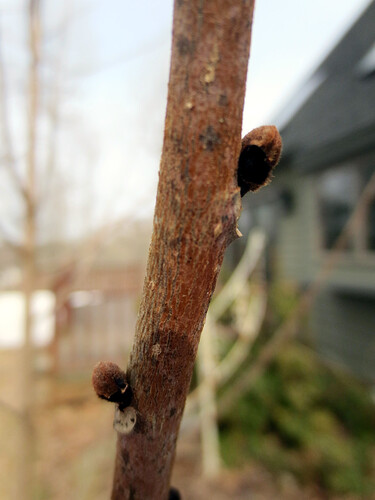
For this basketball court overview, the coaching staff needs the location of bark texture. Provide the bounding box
[112,1,255,498]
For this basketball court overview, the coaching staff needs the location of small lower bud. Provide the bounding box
[92,361,133,408]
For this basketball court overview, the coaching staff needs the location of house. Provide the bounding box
[240,0,375,382]
[0,224,150,373]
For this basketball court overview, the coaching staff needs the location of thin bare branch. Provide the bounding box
[210,229,266,320]
[196,315,221,478]
[0,26,28,199]
[184,230,267,418]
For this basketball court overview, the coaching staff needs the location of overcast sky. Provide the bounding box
[1,0,373,224]
[73,0,372,221]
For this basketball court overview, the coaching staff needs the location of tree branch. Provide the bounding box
[110,1,255,498]
[184,229,267,418]
[0,26,28,199]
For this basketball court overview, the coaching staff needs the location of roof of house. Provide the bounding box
[277,0,375,172]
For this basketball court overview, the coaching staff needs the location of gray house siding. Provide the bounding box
[268,163,375,381]
[276,174,318,282]
[275,165,375,290]
[238,1,375,382]
[312,289,375,382]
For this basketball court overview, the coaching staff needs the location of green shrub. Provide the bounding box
[219,342,375,496]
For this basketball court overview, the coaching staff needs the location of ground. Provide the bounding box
[0,349,364,499]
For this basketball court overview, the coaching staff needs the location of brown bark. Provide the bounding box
[111,1,255,498]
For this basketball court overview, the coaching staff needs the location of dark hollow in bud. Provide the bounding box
[237,125,282,197]
[169,487,181,500]
[92,361,133,409]
[238,145,270,196]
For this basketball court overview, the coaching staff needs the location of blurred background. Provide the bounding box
[0,0,374,498]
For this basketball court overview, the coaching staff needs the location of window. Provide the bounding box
[317,162,375,252]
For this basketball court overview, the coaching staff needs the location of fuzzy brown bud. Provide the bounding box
[237,125,282,196]
[92,361,132,408]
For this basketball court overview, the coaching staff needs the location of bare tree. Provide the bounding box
[0,2,98,497]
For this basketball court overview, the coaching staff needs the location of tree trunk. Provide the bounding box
[111,1,255,498]
[18,1,40,498]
